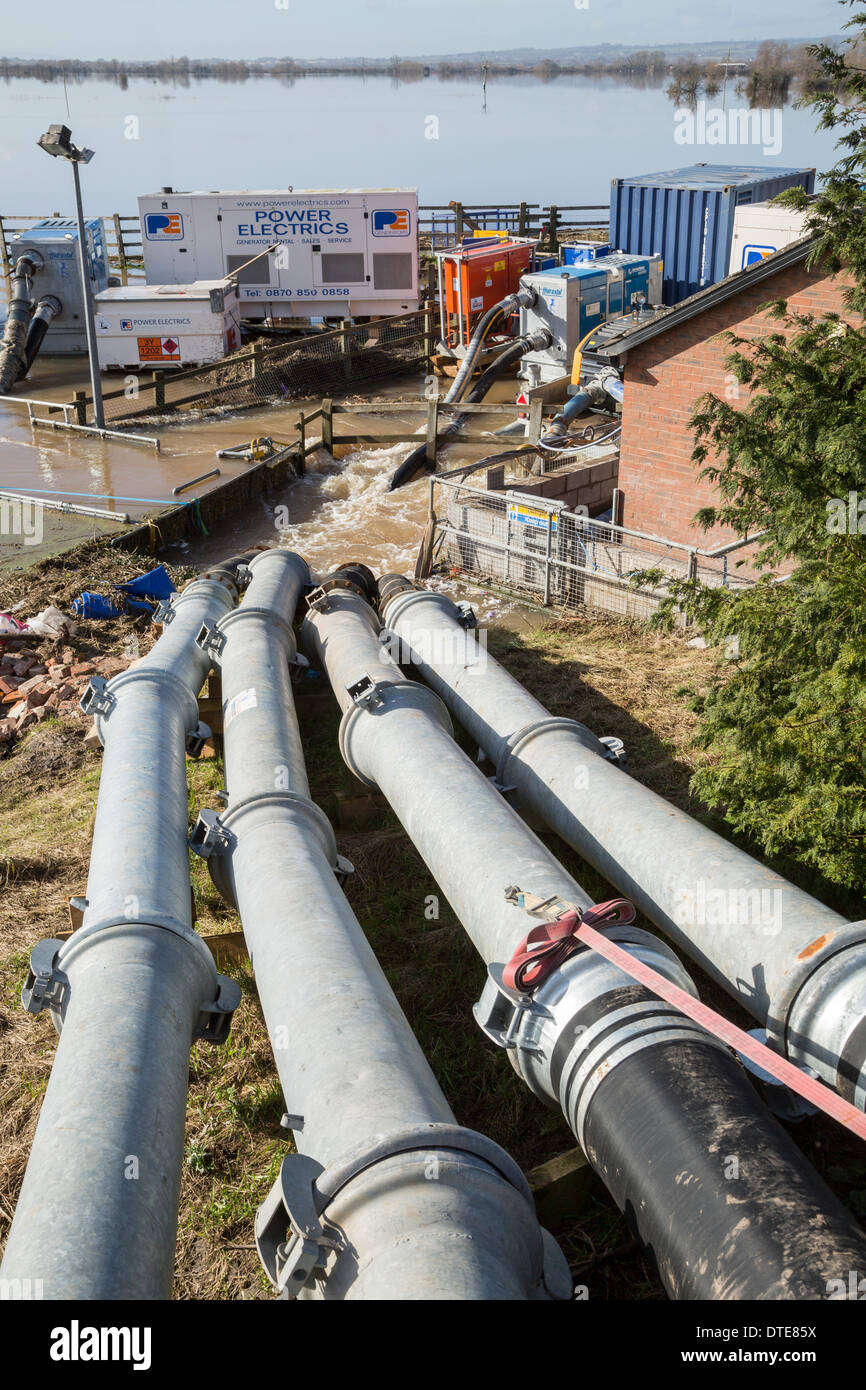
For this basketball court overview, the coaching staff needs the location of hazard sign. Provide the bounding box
[138,336,181,361]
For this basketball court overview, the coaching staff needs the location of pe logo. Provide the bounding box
[372,208,411,237]
[120,319,133,331]
[144,213,184,240]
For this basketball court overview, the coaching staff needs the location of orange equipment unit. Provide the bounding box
[435,236,537,350]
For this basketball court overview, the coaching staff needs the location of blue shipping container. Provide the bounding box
[609,164,815,305]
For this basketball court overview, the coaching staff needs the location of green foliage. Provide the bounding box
[635,5,866,890]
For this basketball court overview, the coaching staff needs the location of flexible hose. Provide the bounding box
[445,287,536,404]
[581,1031,866,1299]
[388,325,550,493]
[0,255,39,393]
[22,296,62,375]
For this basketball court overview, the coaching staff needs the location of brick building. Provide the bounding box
[596,237,855,556]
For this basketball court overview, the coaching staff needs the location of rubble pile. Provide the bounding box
[0,643,135,747]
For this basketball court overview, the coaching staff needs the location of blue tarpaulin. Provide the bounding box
[73,567,178,620]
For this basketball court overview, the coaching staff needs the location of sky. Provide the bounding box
[2,0,849,63]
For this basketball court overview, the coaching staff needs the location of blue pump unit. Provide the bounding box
[562,242,613,264]
[518,253,662,383]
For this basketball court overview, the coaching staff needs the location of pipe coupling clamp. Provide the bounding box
[255,1122,538,1299]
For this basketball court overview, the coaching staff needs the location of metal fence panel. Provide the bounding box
[432,478,755,621]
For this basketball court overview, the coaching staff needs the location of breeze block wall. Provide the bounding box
[616,262,856,563]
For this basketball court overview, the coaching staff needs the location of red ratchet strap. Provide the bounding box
[503,896,866,1144]
[502,899,635,992]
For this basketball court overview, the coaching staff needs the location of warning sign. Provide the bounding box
[137,336,181,361]
[508,501,558,533]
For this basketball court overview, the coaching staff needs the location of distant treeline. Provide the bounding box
[0,43,842,100]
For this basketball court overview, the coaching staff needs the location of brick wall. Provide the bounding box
[490,448,618,514]
[617,262,856,559]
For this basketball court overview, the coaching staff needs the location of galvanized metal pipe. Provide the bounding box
[379,582,866,1109]
[303,580,866,1300]
[0,570,242,1299]
[191,548,565,1301]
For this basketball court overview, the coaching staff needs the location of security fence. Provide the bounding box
[429,477,758,621]
[67,308,433,427]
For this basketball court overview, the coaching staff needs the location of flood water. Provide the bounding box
[0,72,838,210]
[0,69,841,576]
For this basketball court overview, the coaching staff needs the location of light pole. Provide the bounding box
[37,124,105,430]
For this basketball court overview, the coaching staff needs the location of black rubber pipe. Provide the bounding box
[388,334,544,493]
[577,993,866,1299]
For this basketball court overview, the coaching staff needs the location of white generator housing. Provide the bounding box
[94,279,241,371]
[138,188,420,320]
[729,202,809,275]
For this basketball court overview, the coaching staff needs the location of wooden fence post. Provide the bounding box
[112,213,128,285]
[423,299,436,367]
[340,319,353,384]
[73,390,87,426]
[152,371,165,412]
[295,411,307,475]
[322,398,333,454]
[518,201,528,237]
[250,343,264,390]
[425,397,439,466]
[528,397,544,445]
[547,205,560,252]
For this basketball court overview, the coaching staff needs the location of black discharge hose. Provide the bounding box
[388,323,549,493]
[575,991,866,1299]
[0,254,39,393]
[22,296,62,375]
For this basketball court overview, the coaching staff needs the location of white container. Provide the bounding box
[729,202,809,275]
[94,279,241,371]
[138,188,420,320]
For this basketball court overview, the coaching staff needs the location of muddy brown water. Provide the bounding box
[1,359,521,582]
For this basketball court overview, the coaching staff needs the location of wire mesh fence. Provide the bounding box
[84,309,431,426]
[430,478,757,621]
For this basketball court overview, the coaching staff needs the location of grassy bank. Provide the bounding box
[1,549,864,1299]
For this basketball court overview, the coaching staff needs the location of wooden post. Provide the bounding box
[322,398,333,454]
[425,396,439,466]
[295,411,307,475]
[423,299,436,367]
[527,397,544,445]
[112,213,128,285]
[518,201,528,237]
[340,319,353,384]
[548,204,560,252]
[454,201,464,239]
[152,371,165,412]
[250,343,263,391]
[72,390,87,426]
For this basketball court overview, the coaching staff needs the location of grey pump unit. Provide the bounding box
[303,573,866,1300]
[189,549,567,1301]
[1,567,244,1299]
[378,581,866,1112]
[3,218,110,354]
